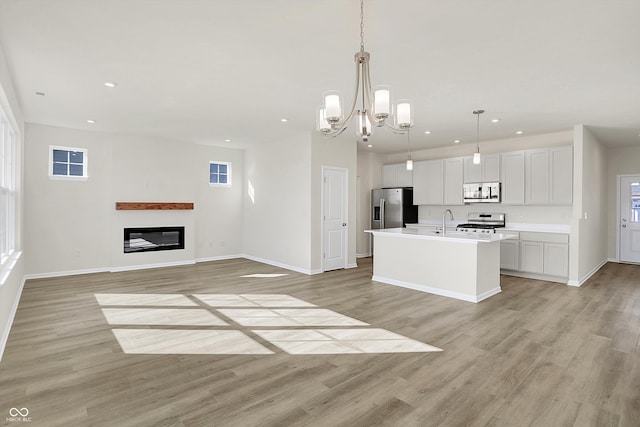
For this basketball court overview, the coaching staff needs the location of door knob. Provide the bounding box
[623,224,627,228]
[342,223,347,226]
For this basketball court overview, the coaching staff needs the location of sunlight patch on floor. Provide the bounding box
[96,293,442,355]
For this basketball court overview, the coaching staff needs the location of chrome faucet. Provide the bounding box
[442,209,454,235]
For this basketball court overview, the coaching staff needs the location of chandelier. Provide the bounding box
[316,0,413,142]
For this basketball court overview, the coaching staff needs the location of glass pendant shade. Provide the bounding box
[395,100,413,129]
[357,110,372,139]
[374,86,391,119]
[323,91,343,122]
[406,158,413,171]
[317,107,331,133]
[473,151,481,165]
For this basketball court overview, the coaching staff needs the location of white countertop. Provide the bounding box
[366,228,518,243]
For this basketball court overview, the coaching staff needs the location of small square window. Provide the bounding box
[49,146,88,179]
[209,161,231,187]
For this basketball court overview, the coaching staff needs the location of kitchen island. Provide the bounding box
[366,228,517,303]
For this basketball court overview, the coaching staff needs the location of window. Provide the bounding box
[209,161,231,186]
[49,146,88,178]
[1,107,17,265]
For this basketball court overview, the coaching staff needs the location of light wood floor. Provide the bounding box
[1,258,639,426]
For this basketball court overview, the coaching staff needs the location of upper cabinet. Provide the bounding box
[525,146,572,205]
[463,154,500,183]
[444,157,464,205]
[501,151,525,205]
[382,163,413,188]
[549,146,573,204]
[412,160,428,205]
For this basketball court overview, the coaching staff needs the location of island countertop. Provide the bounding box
[366,227,518,243]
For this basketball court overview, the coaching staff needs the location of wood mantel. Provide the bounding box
[115,202,194,211]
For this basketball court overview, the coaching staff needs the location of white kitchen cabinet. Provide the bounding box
[463,154,500,183]
[543,242,569,277]
[382,163,413,188]
[412,160,428,205]
[520,240,544,274]
[425,159,444,205]
[525,146,573,205]
[444,157,464,205]
[500,239,520,270]
[501,151,525,205]
[549,146,573,205]
[518,231,569,277]
[525,149,550,204]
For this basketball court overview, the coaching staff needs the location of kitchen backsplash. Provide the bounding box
[417,204,573,225]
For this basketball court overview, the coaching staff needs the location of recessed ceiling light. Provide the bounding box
[516,131,524,135]
[367,144,373,148]
[454,139,460,144]
[491,118,500,123]
[35,91,45,96]
[224,139,231,142]
[87,119,96,124]
[104,81,117,88]
[424,130,431,135]
[280,118,288,122]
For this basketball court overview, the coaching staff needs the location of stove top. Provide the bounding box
[456,212,506,233]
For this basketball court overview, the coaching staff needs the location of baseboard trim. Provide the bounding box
[371,275,500,303]
[567,258,609,287]
[24,267,110,280]
[195,254,244,263]
[346,263,358,269]
[242,254,316,275]
[109,260,196,273]
[500,270,568,284]
[356,253,371,258]
[0,276,26,362]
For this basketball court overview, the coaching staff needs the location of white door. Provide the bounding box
[620,175,640,263]
[323,166,348,271]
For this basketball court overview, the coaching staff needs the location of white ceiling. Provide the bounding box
[0,0,639,154]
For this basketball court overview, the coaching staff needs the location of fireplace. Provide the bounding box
[124,226,185,253]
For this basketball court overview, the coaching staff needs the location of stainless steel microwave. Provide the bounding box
[463,182,501,203]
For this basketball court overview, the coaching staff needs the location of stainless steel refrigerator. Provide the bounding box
[371,188,418,230]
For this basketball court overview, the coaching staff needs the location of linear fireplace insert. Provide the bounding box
[124,226,185,253]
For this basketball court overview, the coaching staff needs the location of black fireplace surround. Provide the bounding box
[124,226,185,253]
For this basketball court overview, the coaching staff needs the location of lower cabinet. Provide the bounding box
[500,239,520,270]
[501,231,569,280]
[543,242,569,277]
[520,241,544,273]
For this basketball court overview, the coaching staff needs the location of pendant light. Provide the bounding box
[405,129,413,171]
[473,109,484,165]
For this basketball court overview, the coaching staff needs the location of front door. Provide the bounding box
[620,175,640,263]
[323,166,348,271]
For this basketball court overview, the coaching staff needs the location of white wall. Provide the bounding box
[23,124,244,275]
[356,151,383,256]
[242,133,312,273]
[310,133,358,270]
[569,125,608,285]
[606,145,640,259]
[0,42,25,360]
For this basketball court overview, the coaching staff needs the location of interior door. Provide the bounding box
[323,166,348,271]
[620,176,640,263]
